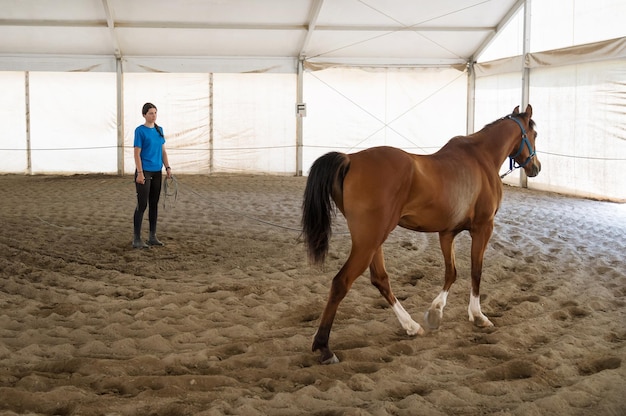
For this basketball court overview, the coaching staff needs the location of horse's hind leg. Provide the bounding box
[370,246,423,336]
[312,251,372,364]
[425,231,458,329]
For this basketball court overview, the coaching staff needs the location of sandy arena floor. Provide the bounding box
[0,174,624,415]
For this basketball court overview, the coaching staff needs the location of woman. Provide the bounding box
[132,102,172,249]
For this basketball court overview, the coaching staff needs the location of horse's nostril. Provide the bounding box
[531,165,540,177]
[525,164,539,177]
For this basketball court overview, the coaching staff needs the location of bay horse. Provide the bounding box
[302,105,541,364]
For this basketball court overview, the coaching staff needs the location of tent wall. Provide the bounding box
[123,73,213,175]
[1,72,27,173]
[30,72,118,174]
[213,73,297,174]
[526,60,625,201]
[474,38,626,201]
[0,0,624,201]
[1,56,624,200]
[124,72,297,175]
[0,67,467,178]
[0,71,118,175]
[302,67,467,171]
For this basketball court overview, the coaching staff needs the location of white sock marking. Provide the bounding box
[468,291,493,326]
[392,301,423,336]
[468,293,481,321]
[431,291,448,311]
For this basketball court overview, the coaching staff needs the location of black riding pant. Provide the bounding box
[133,170,162,235]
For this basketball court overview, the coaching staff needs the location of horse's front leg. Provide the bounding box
[370,246,424,336]
[468,223,495,327]
[425,231,458,329]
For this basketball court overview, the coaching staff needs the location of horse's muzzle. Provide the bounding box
[526,159,541,177]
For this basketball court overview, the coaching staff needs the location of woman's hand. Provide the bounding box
[136,171,145,184]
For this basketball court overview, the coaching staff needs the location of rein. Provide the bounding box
[500,115,536,179]
[163,174,178,208]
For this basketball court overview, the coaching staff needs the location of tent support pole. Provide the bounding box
[209,73,214,174]
[296,58,304,176]
[520,0,531,188]
[116,58,124,175]
[25,71,31,175]
[466,61,475,136]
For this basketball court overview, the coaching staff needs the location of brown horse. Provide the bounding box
[302,105,541,364]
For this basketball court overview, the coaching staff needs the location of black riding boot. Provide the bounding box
[132,225,149,249]
[148,226,164,246]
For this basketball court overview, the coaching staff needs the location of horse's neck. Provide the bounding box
[474,122,519,171]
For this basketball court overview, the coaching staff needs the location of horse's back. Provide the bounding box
[344,146,415,196]
[338,147,415,231]
[343,145,500,234]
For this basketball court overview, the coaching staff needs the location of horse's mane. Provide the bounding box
[483,112,536,130]
[439,111,536,152]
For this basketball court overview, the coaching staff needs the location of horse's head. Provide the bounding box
[508,104,541,177]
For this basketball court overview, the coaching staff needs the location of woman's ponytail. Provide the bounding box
[154,123,164,138]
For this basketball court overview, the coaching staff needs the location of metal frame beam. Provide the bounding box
[470,0,524,62]
[0,19,492,34]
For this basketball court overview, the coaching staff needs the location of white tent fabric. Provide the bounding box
[1,71,118,174]
[1,72,27,173]
[213,74,297,174]
[0,0,523,68]
[474,37,626,201]
[123,73,297,175]
[0,0,624,201]
[302,67,467,170]
[31,72,118,174]
[527,60,626,201]
[123,73,213,175]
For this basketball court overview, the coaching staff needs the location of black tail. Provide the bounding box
[301,152,350,265]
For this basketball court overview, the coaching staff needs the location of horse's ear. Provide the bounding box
[525,104,533,118]
[512,106,520,115]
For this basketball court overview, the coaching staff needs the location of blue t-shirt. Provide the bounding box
[134,125,166,171]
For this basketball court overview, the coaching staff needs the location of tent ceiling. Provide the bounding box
[1,0,521,68]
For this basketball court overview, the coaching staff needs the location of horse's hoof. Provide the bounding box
[424,309,442,330]
[478,319,495,328]
[471,315,494,328]
[320,353,339,365]
[406,322,425,336]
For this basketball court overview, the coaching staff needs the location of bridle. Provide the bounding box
[500,115,537,179]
